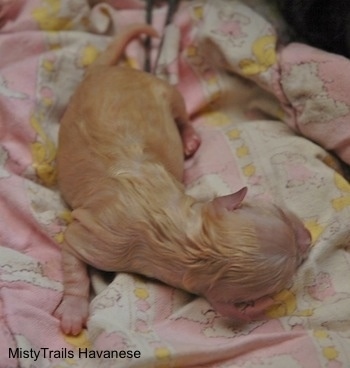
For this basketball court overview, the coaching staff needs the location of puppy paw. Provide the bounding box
[181,124,201,157]
[54,295,89,336]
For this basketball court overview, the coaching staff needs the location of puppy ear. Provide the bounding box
[212,187,248,212]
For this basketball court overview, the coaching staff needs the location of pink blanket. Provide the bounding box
[1,0,350,367]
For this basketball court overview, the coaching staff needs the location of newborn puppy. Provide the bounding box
[54,24,312,335]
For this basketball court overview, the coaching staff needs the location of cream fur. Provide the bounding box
[54,24,311,335]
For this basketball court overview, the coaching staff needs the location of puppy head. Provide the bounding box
[183,187,311,320]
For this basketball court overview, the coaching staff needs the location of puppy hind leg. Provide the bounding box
[169,87,201,157]
[181,124,201,158]
[54,246,90,336]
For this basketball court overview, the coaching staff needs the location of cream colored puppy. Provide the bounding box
[54,24,311,335]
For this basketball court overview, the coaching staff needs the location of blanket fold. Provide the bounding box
[1,0,350,367]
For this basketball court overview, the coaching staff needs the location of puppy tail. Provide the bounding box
[92,24,158,67]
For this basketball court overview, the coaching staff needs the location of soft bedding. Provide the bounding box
[1,0,350,367]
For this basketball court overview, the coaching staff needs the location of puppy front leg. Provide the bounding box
[54,245,90,336]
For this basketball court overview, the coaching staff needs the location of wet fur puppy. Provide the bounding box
[54,24,312,335]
